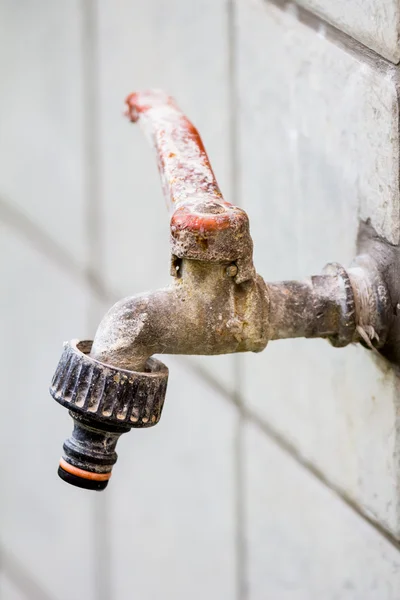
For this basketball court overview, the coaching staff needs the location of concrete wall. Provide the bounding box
[1,1,400,599]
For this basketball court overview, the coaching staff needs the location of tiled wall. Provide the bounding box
[1,1,400,599]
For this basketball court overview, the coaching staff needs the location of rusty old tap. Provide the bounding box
[50,89,393,490]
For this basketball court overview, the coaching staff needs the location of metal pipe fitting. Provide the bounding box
[50,90,395,491]
[91,260,268,372]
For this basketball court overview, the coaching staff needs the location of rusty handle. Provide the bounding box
[125,89,238,232]
[125,89,255,282]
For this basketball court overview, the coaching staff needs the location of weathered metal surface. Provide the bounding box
[349,220,399,361]
[266,267,355,344]
[91,89,362,373]
[50,89,399,491]
[125,89,255,283]
[91,260,269,372]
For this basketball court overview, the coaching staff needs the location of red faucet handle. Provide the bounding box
[125,89,225,212]
[125,89,255,283]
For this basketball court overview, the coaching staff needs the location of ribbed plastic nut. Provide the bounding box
[50,340,169,428]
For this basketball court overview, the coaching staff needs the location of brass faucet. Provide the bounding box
[50,89,395,490]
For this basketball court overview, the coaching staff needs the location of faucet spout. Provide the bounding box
[90,259,269,372]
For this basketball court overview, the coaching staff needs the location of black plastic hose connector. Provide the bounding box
[50,340,168,491]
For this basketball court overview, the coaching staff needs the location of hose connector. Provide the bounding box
[50,340,168,490]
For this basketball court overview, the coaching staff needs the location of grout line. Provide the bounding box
[0,195,116,305]
[227,2,239,210]
[227,0,248,598]
[82,0,102,283]
[245,405,400,552]
[81,3,113,600]
[0,544,55,600]
[176,357,240,409]
[264,0,400,76]
[180,358,400,553]
[233,355,248,600]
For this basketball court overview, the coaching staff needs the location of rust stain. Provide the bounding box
[125,90,231,225]
[125,89,256,281]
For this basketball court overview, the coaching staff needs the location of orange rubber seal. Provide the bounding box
[59,458,112,482]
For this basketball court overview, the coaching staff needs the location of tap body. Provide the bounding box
[50,90,393,491]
